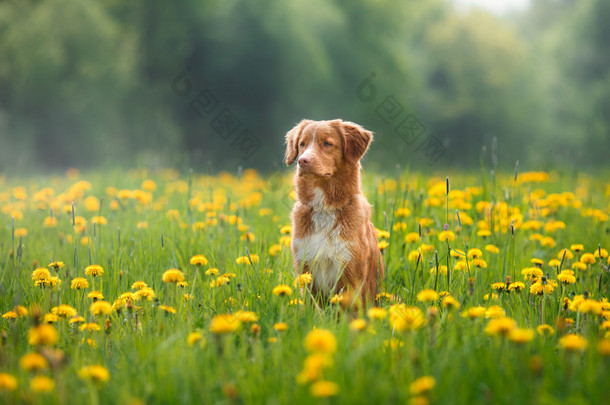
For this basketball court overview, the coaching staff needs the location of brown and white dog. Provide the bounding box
[285,119,384,308]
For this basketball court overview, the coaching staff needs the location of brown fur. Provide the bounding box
[285,119,384,308]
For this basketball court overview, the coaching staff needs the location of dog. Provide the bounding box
[285,119,384,308]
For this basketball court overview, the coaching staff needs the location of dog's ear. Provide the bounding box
[337,120,373,166]
[285,119,312,166]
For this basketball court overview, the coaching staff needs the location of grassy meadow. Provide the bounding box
[0,167,609,404]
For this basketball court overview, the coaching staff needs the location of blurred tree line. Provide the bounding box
[0,0,608,173]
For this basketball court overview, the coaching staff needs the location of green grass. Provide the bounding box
[0,168,609,404]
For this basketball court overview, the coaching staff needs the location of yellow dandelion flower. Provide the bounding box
[30,375,54,392]
[159,305,176,314]
[84,265,104,277]
[52,305,77,318]
[530,281,554,295]
[536,324,555,336]
[78,365,110,383]
[269,244,283,256]
[580,253,596,264]
[572,262,587,271]
[131,281,147,290]
[43,313,58,324]
[485,244,499,254]
[441,296,460,310]
[190,254,208,266]
[558,270,576,285]
[367,307,388,320]
[235,254,259,264]
[28,324,58,346]
[90,301,112,316]
[70,277,89,289]
[491,282,507,291]
[597,340,610,356]
[477,229,492,237]
[349,319,367,332]
[559,334,587,351]
[293,273,312,287]
[209,314,241,334]
[557,249,574,260]
[135,287,155,301]
[330,294,344,304]
[32,268,51,282]
[540,237,556,248]
[508,281,526,292]
[272,284,292,297]
[438,230,455,242]
[0,373,18,391]
[508,328,535,344]
[87,291,104,300]
[20,353,48,371]
[80,323,101,332]
[484,317,516,336]
[310,380,339,398]
[461,306,486,319]
[235,311,258,323]
[162,268,185,283]
[205,268,219,276]
[468,248,483,259]
[409,376,436,395]
[416,289,439,303]
[69,316,85,324]
[471,258,487,268]
[405,232,420,243]
[485,305,505,318]
[389,305,425,331]
[273,322,289,332]
[304,329,337,354]
[49,261,65,271]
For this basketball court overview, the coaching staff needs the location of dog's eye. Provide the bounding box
[323,141,332,147]
[299,142,305,147]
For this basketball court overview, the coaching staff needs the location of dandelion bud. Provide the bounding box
[30,305,42,325]
[418,223,422,238]
[223,383,238,400]
[33,259,39,268]
[584,291,589,299]
[506,276,512,285]
[529,355,543,377]
[541,276,547,285]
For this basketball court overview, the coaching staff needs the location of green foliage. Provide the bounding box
[0,0,608,172]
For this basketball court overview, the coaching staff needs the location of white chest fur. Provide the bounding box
[292,189,351,294]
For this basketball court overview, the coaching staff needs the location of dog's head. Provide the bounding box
[285,119,373,178]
